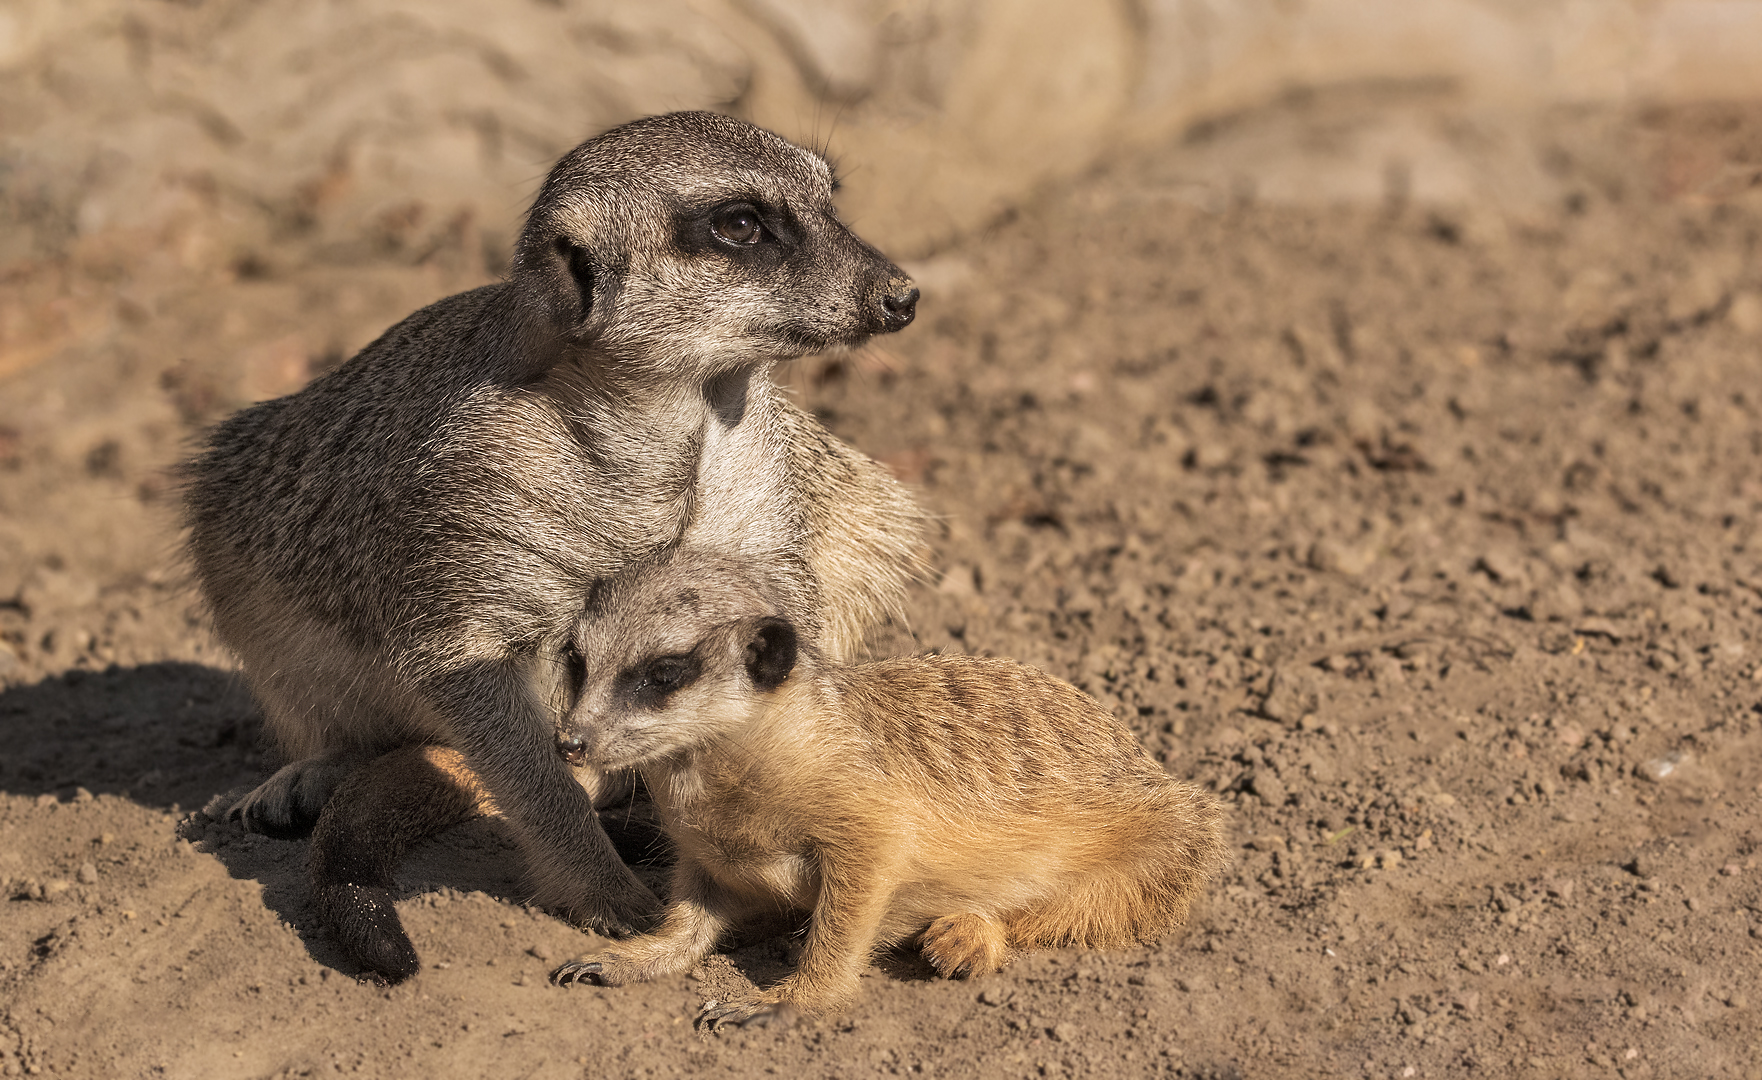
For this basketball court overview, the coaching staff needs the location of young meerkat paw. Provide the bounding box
[549,942,693,988]
[920,913,1011,980]
[695,995,801,1032]
[550,955,621,987]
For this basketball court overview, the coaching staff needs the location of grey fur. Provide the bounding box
[180,111,925,934]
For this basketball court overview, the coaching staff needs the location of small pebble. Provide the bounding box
[1637,751,1690,783]
[526,943,553,962]
[978,987,1006,1005]
[77,863,98,885]
[1249,770,1287,809]
[1050,1022,1079,1043]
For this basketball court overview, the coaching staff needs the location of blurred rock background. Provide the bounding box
[2,0,1762,608]
[6,0,1762,381]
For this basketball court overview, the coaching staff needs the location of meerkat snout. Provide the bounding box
[877,279,919,331]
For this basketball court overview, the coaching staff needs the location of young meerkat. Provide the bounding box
[179,112,926,972]
[548,548,1230,1028]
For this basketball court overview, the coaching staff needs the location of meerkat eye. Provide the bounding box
[709,203,764,246]
[644,656,693,691]
[620,653,701,708]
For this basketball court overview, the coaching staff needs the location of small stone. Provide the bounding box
[1307,539,1372,576]
[1248,770,1287,808]
[77,863,98,885]
[1475,547,1528,587]
[1186,442,1230,470]
[1627,852,1657,878]
[1050,1022,1079,1043]
[978,987,1006,1005]
[1721,864,1742,877]
[526,943,553,962]
[1262,665,1324,727]
[1637,751,1690,783]
[1729,994,1751,1010]
[1729,290,1762,334]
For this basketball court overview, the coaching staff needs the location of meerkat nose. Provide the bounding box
[879,283,919,330]
[557,734,588,765]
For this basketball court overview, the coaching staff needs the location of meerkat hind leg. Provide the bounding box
[228,748,363,838]
[919,912,1011,979]
[310,745,497,983]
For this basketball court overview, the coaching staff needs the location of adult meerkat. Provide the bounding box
[547,549,1230,1027]
[180,112,926,956]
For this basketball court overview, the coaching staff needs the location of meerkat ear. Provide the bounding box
[744,617,797,691]
[553,237,596,328]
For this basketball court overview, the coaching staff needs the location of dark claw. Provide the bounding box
[695,999,797,1032]
[550,960,604,987]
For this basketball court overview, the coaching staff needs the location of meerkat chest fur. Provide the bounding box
[679,369,801,564]
[641,676,855,907]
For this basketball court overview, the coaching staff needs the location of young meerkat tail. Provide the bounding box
[308,745,498,983]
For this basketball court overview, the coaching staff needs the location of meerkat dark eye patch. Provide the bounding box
[619,653,701,710]
[676,199,797,263]
[745,617,797,692]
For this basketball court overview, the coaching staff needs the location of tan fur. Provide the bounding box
[180,112,926,978]
[550,550,1230,1026]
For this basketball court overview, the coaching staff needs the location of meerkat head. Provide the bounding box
[554,549,802,771]
[511,111,917,380]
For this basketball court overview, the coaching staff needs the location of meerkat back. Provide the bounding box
[833,655,1230,949]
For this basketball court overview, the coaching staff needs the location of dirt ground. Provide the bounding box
[4,93,1762,1079]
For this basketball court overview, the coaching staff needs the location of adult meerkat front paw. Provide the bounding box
[556,883,663,939]
[695,996,800,1032]
[228,758,350,838]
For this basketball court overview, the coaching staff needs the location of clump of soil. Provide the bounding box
[3,99,1762,1079]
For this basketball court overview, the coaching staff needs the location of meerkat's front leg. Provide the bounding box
[551,858,735,987]
[696,845,899,1030]
[427,664,660,935]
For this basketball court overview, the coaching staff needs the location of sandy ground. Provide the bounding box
[4,94,1762,1079]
